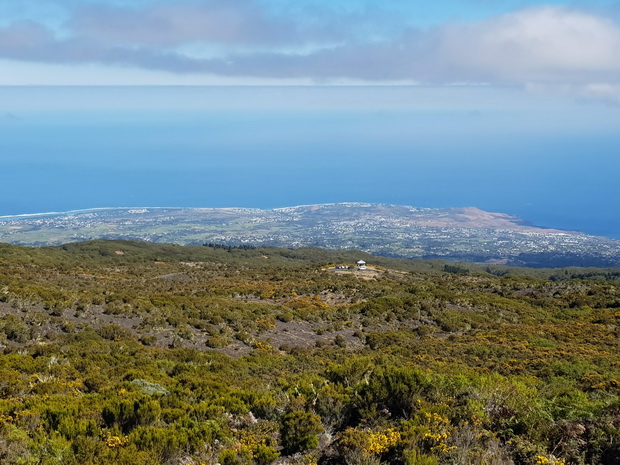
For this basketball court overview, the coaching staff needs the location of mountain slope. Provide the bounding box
[0,240,619,464]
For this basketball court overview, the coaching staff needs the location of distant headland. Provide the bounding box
[1,203,619,267]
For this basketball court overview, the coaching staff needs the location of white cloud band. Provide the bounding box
[1,2,620,97]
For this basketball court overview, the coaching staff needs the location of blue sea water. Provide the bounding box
[0,86,619,238]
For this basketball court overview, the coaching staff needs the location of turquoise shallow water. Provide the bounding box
[0,87,618,238]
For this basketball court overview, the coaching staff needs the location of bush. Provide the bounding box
[139,335,157,346]
[96,324,133,341]
[254,444,280,465]
[1,314,29,343]
[280,411,324,455]
[206,335,230,348]
[83,374,109,393]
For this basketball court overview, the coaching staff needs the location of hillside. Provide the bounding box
[0,240,619,464]
[1,203,619,267]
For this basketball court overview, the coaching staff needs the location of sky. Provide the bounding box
[0,0,620,100]
[0,0,619,237]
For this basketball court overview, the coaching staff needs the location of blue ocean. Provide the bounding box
[0,86,618,238]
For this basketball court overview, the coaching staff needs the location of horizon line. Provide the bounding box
[0,83,502,89]
[0,202,470,220]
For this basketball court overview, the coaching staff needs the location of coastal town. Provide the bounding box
[0,203,619,267]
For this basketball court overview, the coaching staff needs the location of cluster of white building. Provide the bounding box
[334,260,367,271]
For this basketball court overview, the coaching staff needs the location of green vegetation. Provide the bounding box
[0,240,618,464]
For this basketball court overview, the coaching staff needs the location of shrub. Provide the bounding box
[280,411,324,455]
[1,314,29,343]
[97,325,133,341]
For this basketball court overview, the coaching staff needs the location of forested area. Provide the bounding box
[0,240,618,465]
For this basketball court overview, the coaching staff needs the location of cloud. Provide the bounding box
[69,0,298,47]
[161,6,620,86]
[434,6,620,84]
[1,2,620,97]
[0,21,55,60]
[0,21,192,70]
